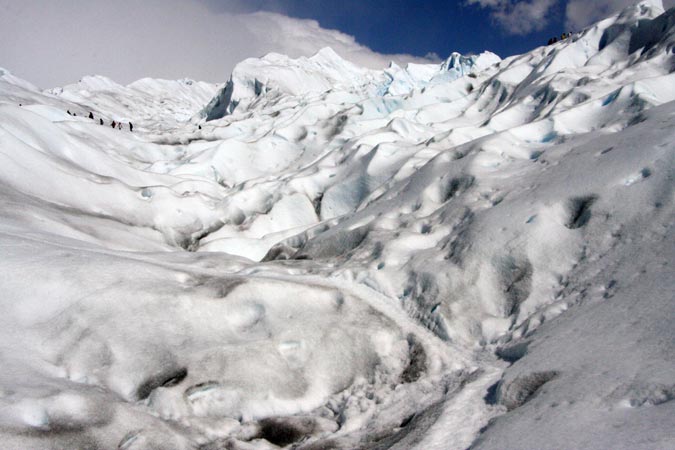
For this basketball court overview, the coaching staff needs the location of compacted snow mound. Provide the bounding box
[0,1,674,448]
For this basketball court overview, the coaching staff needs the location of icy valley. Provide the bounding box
[0,1,674,449]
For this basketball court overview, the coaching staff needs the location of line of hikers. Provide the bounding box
[547,32,573,46]
[66,109,133,132]
[110,120,133,131]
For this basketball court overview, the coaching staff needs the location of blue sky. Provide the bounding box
[1,0,672,87]
[216,0,568,60]
[207,0,675,59]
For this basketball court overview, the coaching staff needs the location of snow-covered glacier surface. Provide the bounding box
[0,2,674,449]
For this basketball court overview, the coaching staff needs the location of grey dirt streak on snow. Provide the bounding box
[0,1,674,449]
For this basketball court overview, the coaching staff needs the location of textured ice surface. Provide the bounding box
[0,1,674,448]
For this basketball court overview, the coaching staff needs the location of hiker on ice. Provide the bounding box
[129,122,133,132]
[99,118,104,125]
[111,120,116,128]
[88,112,94,120]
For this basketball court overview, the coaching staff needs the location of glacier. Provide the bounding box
[0,1,673,449]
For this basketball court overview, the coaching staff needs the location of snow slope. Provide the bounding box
[47,75,221,130]
[0,1,673,448]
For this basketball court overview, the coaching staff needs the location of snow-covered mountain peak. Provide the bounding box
[441,51,501,73]
[308,46,348,63]
[244,46,369,83]
[71,74,125,92]
[381,50,501,95]
[199,46,382,120]
[200,46,502,120]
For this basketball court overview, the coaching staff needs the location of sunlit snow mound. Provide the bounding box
[0,1,674,449]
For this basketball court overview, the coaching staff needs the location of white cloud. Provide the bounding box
[466,0,559,35]
[466,0,674,35]
[0,0,432,88]
[565,0,675,31]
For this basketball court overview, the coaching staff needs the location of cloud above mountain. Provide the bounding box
[0,0,432,88]
[466,0,674,35]
[3,0,673,88]
[565,0,674,30]
[466,0,559,35]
